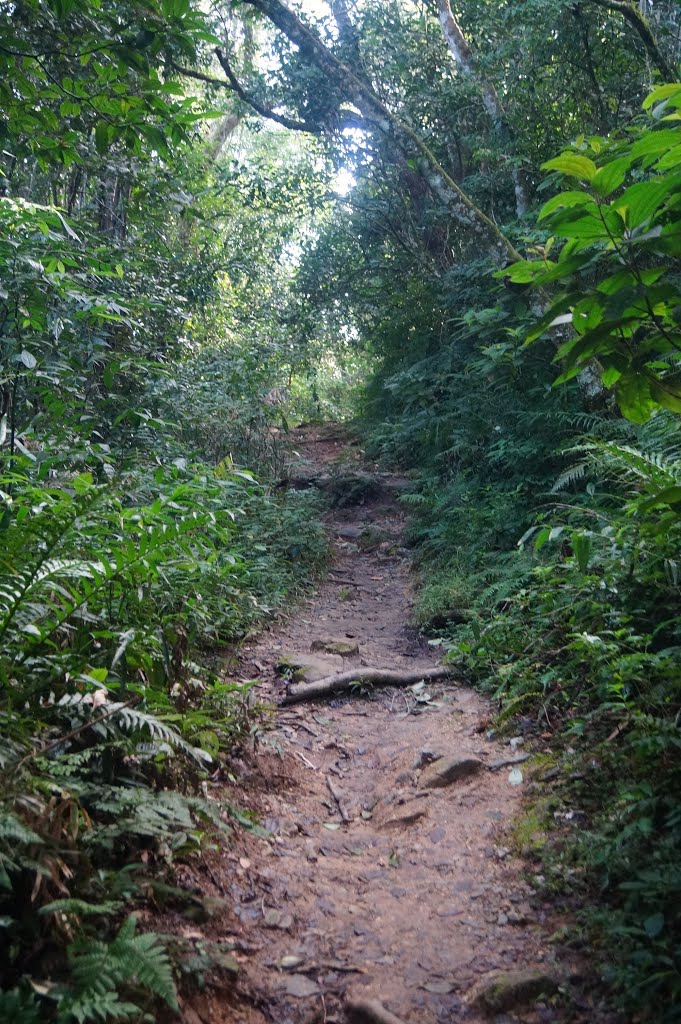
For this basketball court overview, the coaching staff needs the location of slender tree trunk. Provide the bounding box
[434,0,529,216]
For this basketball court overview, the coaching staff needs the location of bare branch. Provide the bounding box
[169,59,312,132]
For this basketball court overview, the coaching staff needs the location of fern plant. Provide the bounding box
[55,915,177,1023]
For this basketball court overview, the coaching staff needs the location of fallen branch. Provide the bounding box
[326,775,351,822]
[282,666,452,705]
[345,998,409,1024]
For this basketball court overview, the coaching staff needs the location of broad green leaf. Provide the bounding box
[542,154,597,182]
[538,191,597,220]
[640,486,681,511]
[615,373,656,423]
[614,180,670,228]
[94,121,110,155]
[643,84,681,110]
[592,157,631,197]
[650,379,681,413]
[572,531,591,572]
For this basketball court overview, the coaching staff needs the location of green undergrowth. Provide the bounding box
[0,453,328,1022]
[357,92,681,1021]
[398,422,681,1019]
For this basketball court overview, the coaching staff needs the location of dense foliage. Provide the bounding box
[3,0,681,1019]
[0,1,334,1018]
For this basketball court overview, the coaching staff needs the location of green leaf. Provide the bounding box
[538,192,597,220]
[591,157,632,197]
[94,121,110,155]
[614,181,669,228]
[615,373,656,423]
[572,531,591,572]
[643,85,681,110]
[639,486,681,511]
[542,154,597,182]
[643,912,665,938]
[649,378,681,414]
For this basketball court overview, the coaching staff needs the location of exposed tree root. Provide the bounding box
[345,997,409,1024]
[282,666,452,705]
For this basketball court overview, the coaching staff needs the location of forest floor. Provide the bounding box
[179,426,595,1024]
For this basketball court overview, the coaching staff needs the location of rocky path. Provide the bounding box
[185,426,577,1024]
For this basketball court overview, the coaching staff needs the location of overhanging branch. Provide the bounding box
[584,0,674,81]
[169,58,311,132]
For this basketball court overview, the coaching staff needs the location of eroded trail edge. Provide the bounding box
[193,427,570,1024]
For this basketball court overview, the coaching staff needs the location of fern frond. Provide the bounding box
[551,461,589,493]
[0,812,44,847]
[68,916,178,1013]
[585,441,681,487]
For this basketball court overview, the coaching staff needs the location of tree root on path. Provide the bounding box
[345,997,409,1024]
[281,666,452,705]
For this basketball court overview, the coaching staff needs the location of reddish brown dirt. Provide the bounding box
[180,426,584,1024]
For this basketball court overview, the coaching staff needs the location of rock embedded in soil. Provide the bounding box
[284,973,321,998]
[345,997,408,1024]
[277,652,344,682]
[311,637,360,657]
[412,748,443,770]
[419,756,483,789]
[467,967,559,1014]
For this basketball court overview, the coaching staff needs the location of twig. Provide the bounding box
[294,750,319,770]
[326,776,351,822]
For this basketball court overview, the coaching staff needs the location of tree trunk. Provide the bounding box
[434,0,529,217]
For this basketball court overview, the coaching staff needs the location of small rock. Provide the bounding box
[264,909,281,927]
[335,524,362,539]
[311,637,360,657]
[420,757,483,789]
[285,974,320,998]
[378,808,428,829]
[467,968,559,1014]
[277,653,343,682]
[278,955,305,970]
[412,748,443,770]
[422,979,456,994]
[497,912,509,925]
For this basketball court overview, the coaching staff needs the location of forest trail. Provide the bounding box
[189,426,575,1024]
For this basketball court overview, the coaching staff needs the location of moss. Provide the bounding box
[511,796,554,858]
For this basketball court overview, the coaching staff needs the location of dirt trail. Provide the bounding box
[187,427,575,1024]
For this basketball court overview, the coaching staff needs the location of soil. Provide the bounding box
[177,426,589,1024]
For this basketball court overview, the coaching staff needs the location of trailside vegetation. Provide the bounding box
[0,0,333,1018]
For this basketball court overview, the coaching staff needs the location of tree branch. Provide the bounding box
[239,0,522,262]
[169,59,312,132]
[434,0,529,216]
[584,0,675,81]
